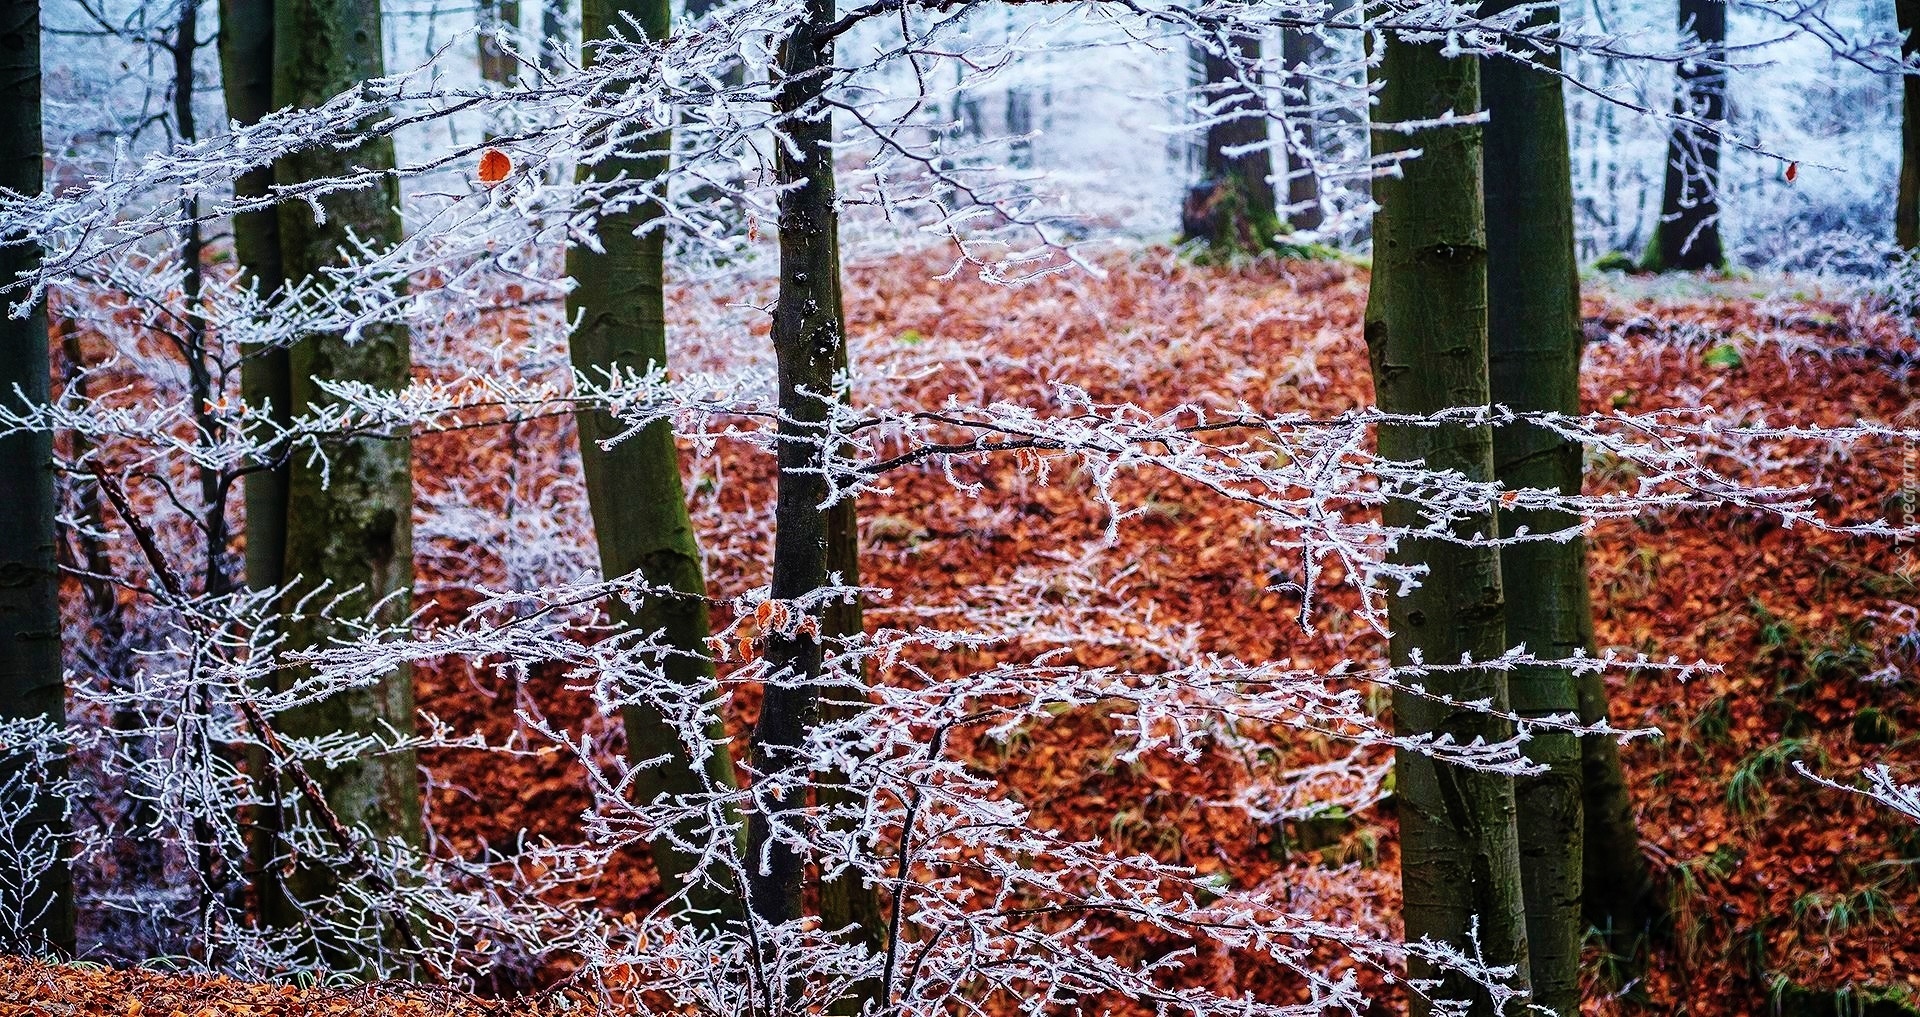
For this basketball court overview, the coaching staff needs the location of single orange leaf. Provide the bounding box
[478,148,512,185]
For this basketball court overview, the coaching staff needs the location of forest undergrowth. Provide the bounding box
[20,249,1920,1016]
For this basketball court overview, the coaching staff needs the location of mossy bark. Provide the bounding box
[1366,31,1531,1017]
[265,0,422,967]
[566,0,743,931]
[223,0,289,593]
[1646,0,1726,272]
[0,0,73,957]
[1480,4,1589,1010]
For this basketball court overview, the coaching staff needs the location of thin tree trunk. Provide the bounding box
[1366,30,1530,1017]
[1898,0,1919,249]
[750,0,839,932]
[749,5,889,1008]
[566,0,743,931]
[1279,25,1321,233]
[0,0,72,957]
[265,0,422,966]
[1480,3,1586,1010]
[1647,0,1725,271]
[1184,13,1280,254]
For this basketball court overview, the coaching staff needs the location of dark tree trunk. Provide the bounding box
[0,0,72,958]
[218,0,292,939]
[1898,0,1920,249]
[567,0,743,932]
[748,2,887,1008]
[749,0,839,932]
[478,0,521,87]
[1480,2,1588,1010]
[219,0,289,597]
[1279,25,1322,232]
[1184,16,1280,255]
[1367,29,1531,1017]
[1647,0,1726,271]
[265,0,423,968]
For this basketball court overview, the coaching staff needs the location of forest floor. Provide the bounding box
[13,250,1920,1015]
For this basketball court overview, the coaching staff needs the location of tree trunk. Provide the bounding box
[220,0,288,596]
[749,3,887,1006]
[1647,0,1726,271]
[1183,16,1280,255]
[1480,3,1589,1010]
[1898,0,1919,249]
[0,0,72,957]
[1279,25,1321,233]
[1366,31,1531,1017]
[478,0,521,87]
[218,0,292,939]
[566,0,743,932]
[750,0,839,932]
[265,0,423,966]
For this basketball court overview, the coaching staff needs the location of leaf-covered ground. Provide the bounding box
[16,251,1920,1014]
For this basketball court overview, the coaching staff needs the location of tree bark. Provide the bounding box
[1647,0,1726,271]
[1480,3,1588,1010]
[749,3,887,1007]
[1183,14,1280,255]
[478,0,521,88]
[1366,31,1531,1017]
[0,0,73,957]
[1279,25,1322,233]
[220,0,289,596]
[265,0,423,965]
[566,0,743,931]
[750,0,840,933]
[1898,0,1920,249]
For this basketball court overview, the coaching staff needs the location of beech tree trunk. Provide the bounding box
[0,0,73,957]
[220,0,288,595]
[1366,31,1531,1017]
[265,0,423,962]
[1480,3,1585,1010]
[1184,17,1280,254]
[1647,0,1726,271]
[566,0,742,931]
[749,2,887,1005]
[1898,0,1920,249]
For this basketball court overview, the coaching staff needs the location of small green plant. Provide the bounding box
[1703,342,1745,369]
[1727,737,1826,816]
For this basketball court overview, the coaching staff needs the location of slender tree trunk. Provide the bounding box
[265,0,423,966]
[1647,0,1725,271]
[1366,31,1530,1017]
[750,0,839,932]
[566,0,743,931]
[1898,0,1920,249]
[1279,25,1321,233]
[1480,3,1587,1011]
[0,0,72,958]
[749,6,887,1008]
[1183,14,1280,254]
